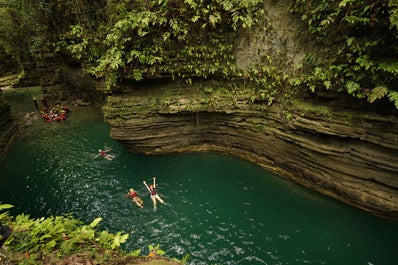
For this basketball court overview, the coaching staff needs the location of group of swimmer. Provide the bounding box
[93,149,165,209]
[41,105,70,122]
[126,177,166,209]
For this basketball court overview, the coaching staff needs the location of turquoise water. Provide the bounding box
[1,90,398,264]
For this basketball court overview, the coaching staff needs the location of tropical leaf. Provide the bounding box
[389,0,398,31]
[0,203,14,211]
[388,91,398,110]
[368,86,388,103]
[346,81,361,95]
[89,217,102,228]
[323,80,332,89]
[377,62,398,74]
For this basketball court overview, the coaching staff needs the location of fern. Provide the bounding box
[368,86,388,103]
[346,81,361,95]
[377,62,398,74]
[388,91,398,109]
[389,0,398,31]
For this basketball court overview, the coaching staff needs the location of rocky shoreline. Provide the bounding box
[104,85,398,219]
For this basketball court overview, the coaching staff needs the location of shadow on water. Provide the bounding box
[1,87,398,265]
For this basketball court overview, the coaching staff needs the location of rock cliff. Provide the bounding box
[0,95,17,163]
[104,84,398,219]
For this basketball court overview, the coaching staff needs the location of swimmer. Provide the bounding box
[143,177,165,209]
[126,188,144,208]
[94,148,115,160]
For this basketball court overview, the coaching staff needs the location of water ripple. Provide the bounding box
[2,106,398,265]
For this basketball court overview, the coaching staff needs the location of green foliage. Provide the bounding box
[0,203,189,264]
[57,0,264,89]
[0,202,13,212]
[148,244,166,257]
[0,0,107,72]
[291,0,398,109]
[389,0,398,31]
[388,91,398,109]
[346,81,361,96]
[1,0,396,110]
[0,0,278,105]
[5,213,130,259]
[378,61,398,74]
[0,202,13,221]
[368,86,388,103]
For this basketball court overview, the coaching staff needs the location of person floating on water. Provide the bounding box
[126,188,144,208]
[143,177,165,209]
[94,148,115,160]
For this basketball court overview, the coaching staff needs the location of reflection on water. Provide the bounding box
[1,90,398,265]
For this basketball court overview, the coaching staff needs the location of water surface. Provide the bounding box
[1,88,398,265]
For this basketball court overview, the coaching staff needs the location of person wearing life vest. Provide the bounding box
[143,177,165,209]
[126,188,144,208]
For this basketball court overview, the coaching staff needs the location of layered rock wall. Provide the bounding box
[0,97,17,163]
[102,1,398,218]
[104,87,398,218]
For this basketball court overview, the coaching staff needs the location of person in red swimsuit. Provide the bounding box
[143,177,165,209]
[95,148,115,160]
[126,188,144,208]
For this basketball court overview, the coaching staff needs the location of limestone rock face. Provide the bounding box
[104,87,398,219]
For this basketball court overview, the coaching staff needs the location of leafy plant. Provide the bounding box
[147,244,166,257]
[0,204,191,264]
[368,86,388,103]
[0,202,13,219]
[388,91,398,109]
[291,0,398,110]
[5,214,130,260]
[57,0,264,89]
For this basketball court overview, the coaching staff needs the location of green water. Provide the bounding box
[1,90,398,265]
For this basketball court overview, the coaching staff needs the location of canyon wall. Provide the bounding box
[104,86,398,218]
[0,96,17,163]
[101,0,398,218]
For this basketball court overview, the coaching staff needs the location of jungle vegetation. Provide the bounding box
[0,0,397,109]
[0,203,185,264]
